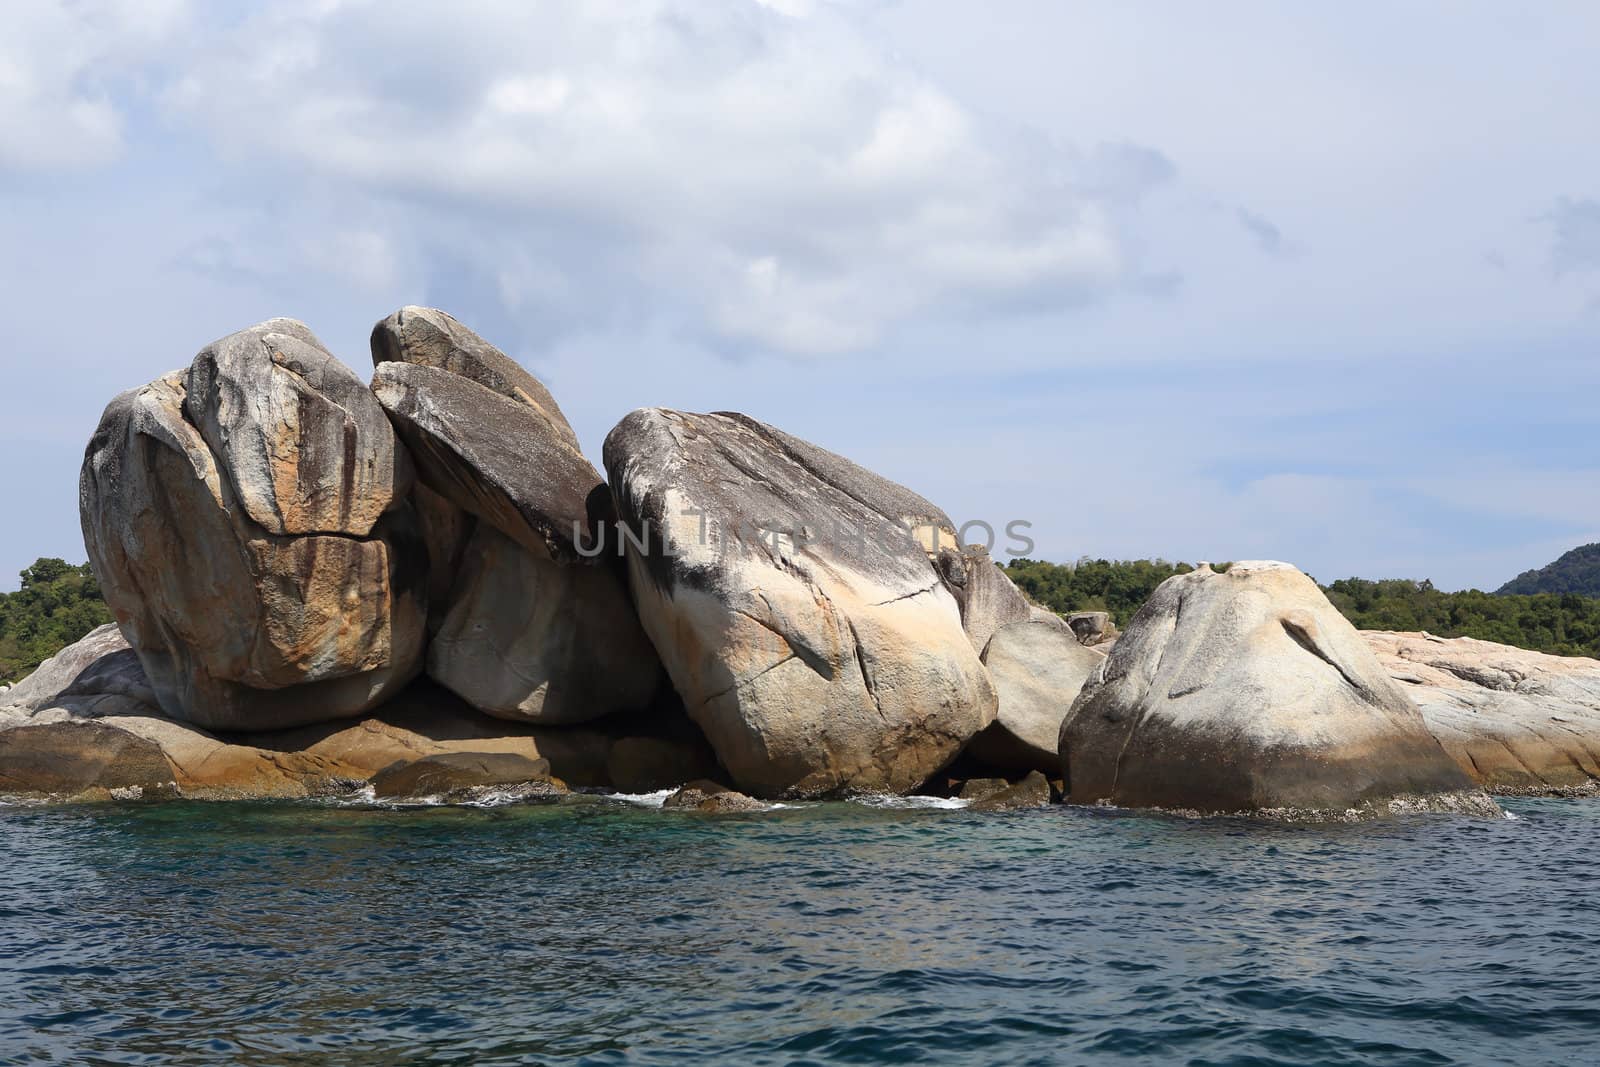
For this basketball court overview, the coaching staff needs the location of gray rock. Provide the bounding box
[662,779,768,813]
[956,777,1010,801]
[425,524,661,723]
[80,331,429,732]
[369,309,661,724]
[1060,562,1493,817]
[604,408,996,799]
[1067,611,1118,647]
[369,751,559,800]
[0,721,176,798]
[966,617,1105,773]
[969,770,1052,811]
[1367,631,1600,794]
[371,306,581,453]
[937,547,1034,653]
[0,624,153,716]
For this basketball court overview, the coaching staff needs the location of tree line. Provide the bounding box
[1004,557,1600,659]
[5,555,1599,686]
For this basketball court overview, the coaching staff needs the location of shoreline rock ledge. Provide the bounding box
[1060,562,1500,818]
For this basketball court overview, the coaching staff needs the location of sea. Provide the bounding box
[1,792,1597,1065]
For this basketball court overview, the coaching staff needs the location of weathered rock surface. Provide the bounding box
[0,721,176,798]
[425,524,660,723]
[662,779,768,813]
[967,617,1105,773]
[937,547,1035,653]
[604,408,996,798]
[1067,611,1119,648]
[370,308,660,724]
[1060,562,1493,816]
[185,319,411,536]
[1,631,714,800]
[956,777,1010,801]
[0,624,154,717]
[80,320,428,731]
[1366,631,1600,794]
[369,751,559,800]
[969,770,1052,811]
[371,306,581,453]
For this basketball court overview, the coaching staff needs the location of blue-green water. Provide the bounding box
[2,794,1597,1066]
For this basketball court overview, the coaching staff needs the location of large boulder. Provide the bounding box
[1060,562,1494,816]
[966,616,1105,773]
[603,408,997,798]
[370,308,660,724]
[80,321,428,731]
[1366,631,1600,794]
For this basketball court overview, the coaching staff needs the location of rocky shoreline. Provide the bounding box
[4,307,1598,815]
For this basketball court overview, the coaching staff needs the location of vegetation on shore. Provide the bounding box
[1005,558,1600,660]
[0,560,114,684]
[6,553,1600,685]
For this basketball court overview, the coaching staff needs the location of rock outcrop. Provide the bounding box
[968,770,1052,811]
[604,408,997,798]
[79,321,428,731]
[661,779,768,813]
[1367,631,1600,794]
[370,308,660,724]
[966,617,1105,773]
[1,629,715,800]
[1060,562,1494,817]
[369,752,561,800]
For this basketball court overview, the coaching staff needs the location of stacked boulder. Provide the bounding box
[369,307,660,724]
[2,306,1540,817]
[79,320,427,730]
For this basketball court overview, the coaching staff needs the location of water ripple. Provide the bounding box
[1,797,1597,1064]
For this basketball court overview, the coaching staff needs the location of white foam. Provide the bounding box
[605,788,676,809]
[852,794,971,810]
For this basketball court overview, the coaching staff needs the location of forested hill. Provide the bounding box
[1496,543,1600,597]
[0,560,114,684]
[1004,558,1600,660]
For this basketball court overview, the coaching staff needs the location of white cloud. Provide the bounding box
[144,0,1173,355]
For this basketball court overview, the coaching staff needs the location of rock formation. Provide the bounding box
[370,307,660,723]
[79,321,428,731]
[1060,562,1495,816]
[967,617,1105,773]
[1366,631,1600,794]
[0,628,715,800]
[604,408,996,798]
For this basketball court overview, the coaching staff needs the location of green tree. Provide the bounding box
[0,559,115,684]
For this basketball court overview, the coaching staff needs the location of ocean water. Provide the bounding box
[2,794,1597,1066]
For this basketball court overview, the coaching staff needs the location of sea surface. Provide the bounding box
[1,792,1597,1066]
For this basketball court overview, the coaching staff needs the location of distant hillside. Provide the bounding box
[1497,543,1600,597]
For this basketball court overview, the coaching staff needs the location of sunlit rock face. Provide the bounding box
[80,321,427,731]
[1060,562,1494,817]
[603,407,997,799]
[1367,631,1600,794]
[370,307,660,724]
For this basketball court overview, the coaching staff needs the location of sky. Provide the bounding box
[2,0,1598,592]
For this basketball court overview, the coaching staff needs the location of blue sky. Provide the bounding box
[2,0,1598,592]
